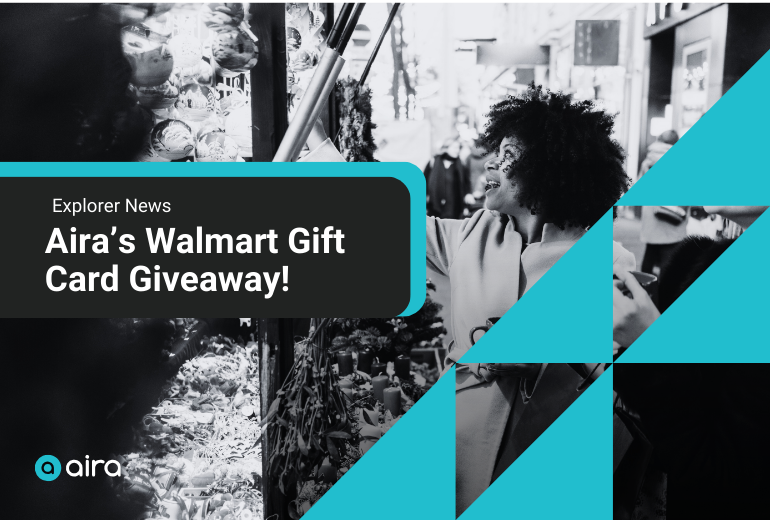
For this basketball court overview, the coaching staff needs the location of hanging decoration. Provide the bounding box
[211,29,259,75]
[334,77,378,162]
[285,3,326,117]
[150,119,195,160]
[176,83,218,122]
[115,331,263,520]
[264,283,446,517]
[122,24,175,87]
[195,131,240,162]
[119,3,258,162]
[131,80,181,110]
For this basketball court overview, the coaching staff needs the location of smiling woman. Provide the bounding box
[428,85,631,363]
[438,85,630,516]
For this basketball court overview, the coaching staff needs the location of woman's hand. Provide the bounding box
[613,270,660,348]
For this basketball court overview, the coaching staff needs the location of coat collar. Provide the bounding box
[502,214,586,244]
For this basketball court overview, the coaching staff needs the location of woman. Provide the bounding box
[423,138,472,219]
[306,86,630,514]
[431,85,630,364]
[448,86,629,515]
[306,85,630,361]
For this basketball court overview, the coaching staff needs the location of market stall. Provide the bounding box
[114,321,264,520]
[111,2,345,163]
[262,282,445,518]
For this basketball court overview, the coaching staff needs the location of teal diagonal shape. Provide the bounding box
[459,364,612,520]
[303,366,455,520]
[620,51,770,204]
[460,209,612,363]
[618,210,770,362]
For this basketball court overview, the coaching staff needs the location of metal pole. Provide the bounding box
[327,3,355,49]
[331,3,400,147]
[273,3,355,162]
[302,3,367,152]
[337,3,366,55]
[359,3,400,85]
[273,49,342,161]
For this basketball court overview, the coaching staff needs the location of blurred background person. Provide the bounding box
[638,129,679,178]
[639,205,689,276]
[464,140,492,214]
[637,130,686,276]
[424,137,472,219]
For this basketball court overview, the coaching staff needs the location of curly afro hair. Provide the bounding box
[478,84,630,229]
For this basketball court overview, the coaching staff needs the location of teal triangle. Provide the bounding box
[460,364,613,519]
[304,366,455,520]
[621,50,770,204]
[460,210,613,363]
[618,209,770,363]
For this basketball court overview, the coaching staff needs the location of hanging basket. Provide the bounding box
[261,318,350,495]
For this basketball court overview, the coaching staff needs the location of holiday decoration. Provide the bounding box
[130,80,179,110]
[169,33,203,69]
[175,59,215,87]
[287,26,302,52]
[122,24,175,87]
[211,29,258,73]
[116,333,263,520]
[334,77,378,162]
[263,283,446,516]
[195,131,239,162]
[196,120,225,141]
[150,119,195,160]
[285,3,310,23]
[201,3,245,30]
[285,4,325,117]
[261,320,349,496]
[176,84,217,122]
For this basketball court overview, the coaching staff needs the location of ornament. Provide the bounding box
[121,24,174,87]
[211,29,258,73]
[176,84,217,122]
[195,120,224,141]
[130,80,179,109]
[169,34,202,69]
[219,89,247,114]
[195,131,239,162]
[287,69,296,90]
[285,3,309,23]
[201,3,245,30]
[150,119,194,160]
[175,60,215,87]
[136,133,170,162]
[286,27,302,52]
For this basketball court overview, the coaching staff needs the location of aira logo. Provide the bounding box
[35,455,121,481]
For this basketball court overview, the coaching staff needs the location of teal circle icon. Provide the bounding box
[35,455,61,481]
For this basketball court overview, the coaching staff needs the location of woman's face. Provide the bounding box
[484,136,524,214]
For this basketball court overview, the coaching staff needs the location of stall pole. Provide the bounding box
[250,3,289,161]
[259,318,289,519]
[301,4,366,146]
[359,3,401,86]
[321,3,336,138]
[273,4,355,161]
